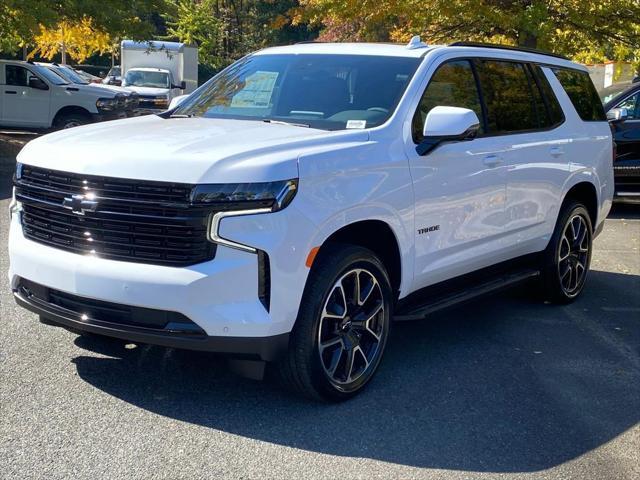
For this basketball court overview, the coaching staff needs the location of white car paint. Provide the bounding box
[9,43,613,343]
[168,94,189,110]
[0,60,125,129]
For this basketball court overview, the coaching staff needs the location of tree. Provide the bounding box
[29,18,113,64]
[296,0,640,64]
[167,0,315,72]
[0,0,168,54]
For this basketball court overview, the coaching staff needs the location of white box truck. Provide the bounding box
[120,40,198,113]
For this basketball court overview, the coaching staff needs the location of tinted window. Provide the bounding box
[530,65,564,127]
[5,65,29,86]
[616,91,639,119]
[124,70,170,88]
[412,60,483,142]
[475,60,538,134]
[176,54,421,131]
[553,68,606,121]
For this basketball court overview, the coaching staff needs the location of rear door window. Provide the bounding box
[552,68,606,121]
[5,65,29,87]
[529,65,565,127]
[474,60,538,134]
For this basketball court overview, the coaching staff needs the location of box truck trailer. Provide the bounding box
[121,40,198,112]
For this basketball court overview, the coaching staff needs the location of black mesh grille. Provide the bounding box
[16,166,215,267]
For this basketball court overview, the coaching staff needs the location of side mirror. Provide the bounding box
[417,106,480,156]
[172,81,187,90]
[28,76,49,91]
[607,107,629,123]
[168,94,189,110]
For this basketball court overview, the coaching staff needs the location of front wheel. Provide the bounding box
[277,244,392,401]
[53,112,90,130]
[538,201,593,303]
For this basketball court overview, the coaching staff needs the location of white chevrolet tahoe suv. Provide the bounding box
[9,41,614,401]
[0,60,128,129]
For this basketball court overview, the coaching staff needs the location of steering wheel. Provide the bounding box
[367,107,389,113]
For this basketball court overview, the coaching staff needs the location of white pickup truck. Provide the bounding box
[0,60,129,129]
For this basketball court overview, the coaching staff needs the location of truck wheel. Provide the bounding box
[277,243,392,401]
[538,200,593,304]
[54,112,90,130]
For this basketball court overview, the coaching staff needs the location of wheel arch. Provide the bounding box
[312,219,404,300]
[562,179,599,229]
[52,105,92,124]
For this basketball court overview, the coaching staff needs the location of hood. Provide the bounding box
[91,83,131,95]
[122,86,170,96]
[18,115,370,184]
[68,83,120,98]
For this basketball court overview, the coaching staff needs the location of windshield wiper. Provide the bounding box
[169,114,194,118]
[263,119,310,128]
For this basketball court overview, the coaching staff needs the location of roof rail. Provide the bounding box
[449,41,569,61]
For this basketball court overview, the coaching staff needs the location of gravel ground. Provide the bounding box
[1,137,639,479]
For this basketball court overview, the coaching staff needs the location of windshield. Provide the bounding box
[124,70,170,88]
[33,65,68,85]
[600,83,631,104]
[47,65,89,85]
[174,54,421,130]
[58,66,89,84]
[108,67,121,77]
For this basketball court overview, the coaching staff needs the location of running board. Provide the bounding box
[394,269,540,321]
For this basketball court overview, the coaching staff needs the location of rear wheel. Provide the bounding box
[277,243,392,401]
[538,201,593,303]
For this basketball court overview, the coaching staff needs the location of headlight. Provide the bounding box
[193,179,298,252]
[96,97,117,111]
[192,179,297,211]
[10,163,23,216]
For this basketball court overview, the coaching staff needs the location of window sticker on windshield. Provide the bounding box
[230,71,279,108]
[346,120,367,129]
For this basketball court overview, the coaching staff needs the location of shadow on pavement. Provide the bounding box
[71,270,640,473]
[608,203,640,220]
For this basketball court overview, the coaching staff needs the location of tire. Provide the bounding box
[53,112,90,130]
[276,243,393,402]
[538,200,593,304]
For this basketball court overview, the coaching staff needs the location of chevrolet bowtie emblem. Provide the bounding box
[62,194,98,215]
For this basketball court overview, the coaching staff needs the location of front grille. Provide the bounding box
[15,165,216,267]
[18,278,205,335]
[137,95,167,110]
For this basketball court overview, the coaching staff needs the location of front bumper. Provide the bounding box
[8,212,291,340]
[91,110,128,122]
[13,278,288,361]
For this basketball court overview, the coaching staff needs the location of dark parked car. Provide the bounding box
[604,83,640,203]
[103,66,122,86]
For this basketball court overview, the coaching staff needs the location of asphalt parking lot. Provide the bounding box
[0,136,639,479]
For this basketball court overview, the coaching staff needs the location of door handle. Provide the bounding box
[4,90,17,94]
[550,146,564,157]
[483,154,503,167]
